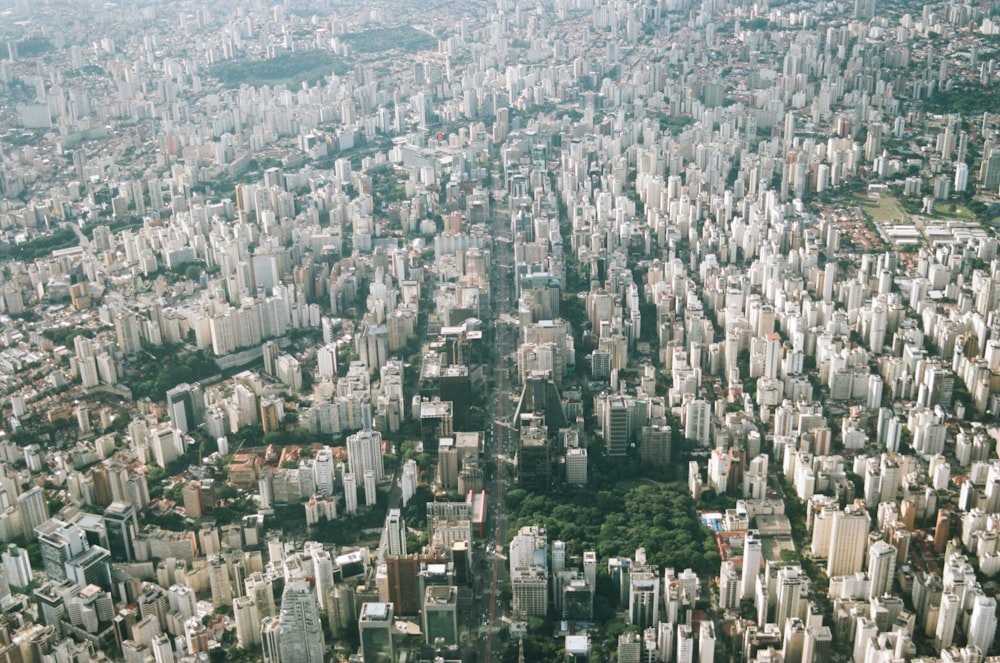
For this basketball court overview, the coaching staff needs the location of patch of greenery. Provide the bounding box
[3,37,54,60]
[926,86,1000,116]
[7,227,79,261]
[208,50,348,89]
[504,479,718,576]
[42,326,94,347]
[124,346,220,402]
[339,26,437,54]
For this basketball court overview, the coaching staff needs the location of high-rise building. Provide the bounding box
[782,618,805,663]
[233,596,260,648]
[981,146,1000,191]
[719,561,740,610]
[348,429,385,481]
[683,398,711,447]
[245,572,277,619]
[278,581,325,663]
[774,566,805,629]
[629,568,660,628]
[18,486,49,541]
[866,540,896,599]
[967,594,998,654]
[36,519,88,581]
[261,615,282,663]
[359,602,395,663]
[701,621,717,663]
[364,470,377,507]
[677,624,694,663]
[603,395,631,457]
[401,460,418,506]
[803,626,833,663]
[165,383,202,434]
[934,592,960,650]
[517,424,551,491]
[344,473,358,515]
[639,426,672,467]
[385,509,407,558]
[208,555,233,607]
[618,631,642,663]
[103,501,138,562]
[313,446,334,497]
[2,545,32,586]
[423,585,458,646]
[741,530,762,600]
[826,506,871,577]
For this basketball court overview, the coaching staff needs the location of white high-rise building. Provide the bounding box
[233,596,260,648]
[385,509,406,558]
[774,566,805,629]
[313,447,334,496]
[853,617,877,663]
[967,594,998,654]
[935,592,960,650]
[364,470,376,507]
[741,530,762,600]
[677,624,694,663]
[401,460,418,506]
[866,540,896,599]
[719,560,740,610]
[347,429,385,481]
[278,581,325,663]
[343,473,358,515]
[826,506,870,577]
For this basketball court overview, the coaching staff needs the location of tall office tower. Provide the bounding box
[233,595,260,648]
[165,383,202,434]
[583,552,597,589]
[343,473,358,515]
[385,509,407,558]
[826,506,871,577]
[629,568,660,628]
[967,594,998,653]
[422,585,459,646]
[719,561,740,610]
[103,501,139,562]
[935,592,960,650]
[313,447,334,496]
[65,546,112,592]
[741,530,762,599]
[18,486,49,541]
[36,519,88,580]
[618,632,642,663]
[278,581,326,663]
[359,602,395,663]
[774,566,805,629]
[348,429,385,481]
[803,626,833,663]
[364,470,377,507]
[639,426,672,467]
[603,395,631,457]
[552,541,566,575]
[401,460,418,506]
[982,147,1000,191]
[867,541,897,599]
